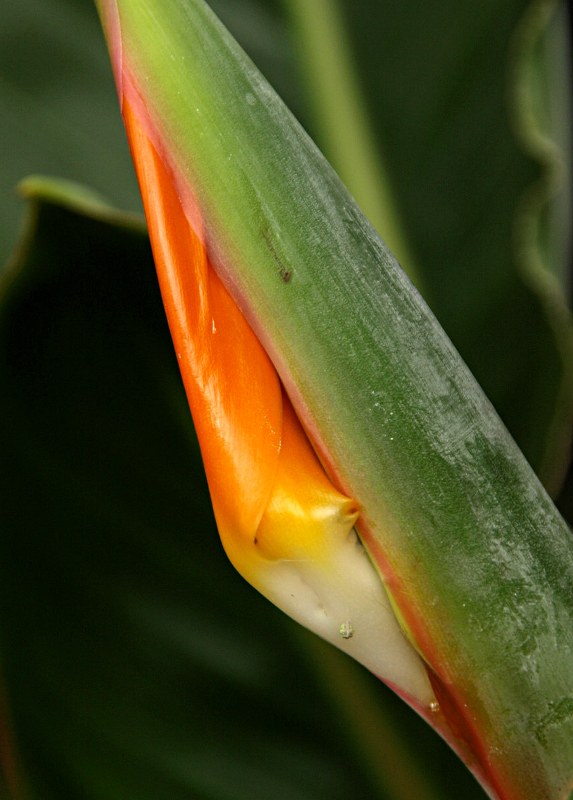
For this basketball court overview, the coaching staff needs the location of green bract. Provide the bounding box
[96,1,573,797]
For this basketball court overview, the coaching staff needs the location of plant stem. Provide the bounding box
[284,0,423,291]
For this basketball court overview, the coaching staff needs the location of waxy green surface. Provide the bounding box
[98,1,573,796]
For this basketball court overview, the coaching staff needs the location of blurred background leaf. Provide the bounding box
[0,0,571,798]
[0,0,142,253]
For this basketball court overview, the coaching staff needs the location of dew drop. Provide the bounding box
[339,621,354,639]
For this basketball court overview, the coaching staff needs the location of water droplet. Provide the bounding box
[246,92,256,106]
[339,621,354,639]
[429,700,440,713]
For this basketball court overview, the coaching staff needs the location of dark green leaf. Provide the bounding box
[0,0,141,266]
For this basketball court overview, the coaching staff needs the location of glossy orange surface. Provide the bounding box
[123,98,282,544]
[122,98,358,569]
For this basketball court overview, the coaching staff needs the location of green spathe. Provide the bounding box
[97,1,573,797]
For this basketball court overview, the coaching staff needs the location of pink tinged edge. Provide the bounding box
[96,0,124,106]
[361,527,509,800]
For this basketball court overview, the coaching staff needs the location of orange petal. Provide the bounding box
[123,97,282,542]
